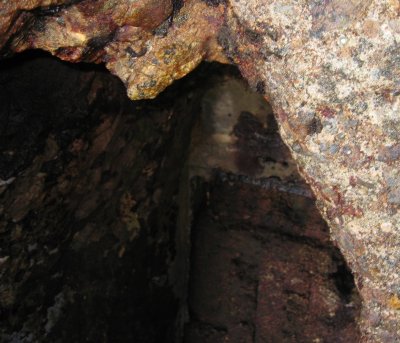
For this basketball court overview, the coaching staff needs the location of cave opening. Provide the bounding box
[0,51,360,342]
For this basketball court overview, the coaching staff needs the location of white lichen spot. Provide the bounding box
[339,36,348,45]
[380,222,392,232]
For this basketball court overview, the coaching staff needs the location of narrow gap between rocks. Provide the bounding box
[0,50,360,343]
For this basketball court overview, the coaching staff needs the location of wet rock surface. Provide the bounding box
[0,0,227,100]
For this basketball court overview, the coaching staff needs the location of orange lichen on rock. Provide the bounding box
[388,295,400,311]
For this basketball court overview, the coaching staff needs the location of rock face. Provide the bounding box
[226,1,400,341]
[0,51,200,342]
[185,74,360,342]
[0,55,361,342]
[1,0,400,341]
[0,0,227,99]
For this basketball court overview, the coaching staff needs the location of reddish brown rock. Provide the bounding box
[185,75,359,342]
[1,0,400,341]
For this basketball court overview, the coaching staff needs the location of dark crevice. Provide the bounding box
[30,0,85,17]
[0,52,360,343]
[184,69,360,342]
[331,260,357,304]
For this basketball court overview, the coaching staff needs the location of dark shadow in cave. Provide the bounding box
[0,50,108,180]
[0,50,360,343]
[184,72,361,343]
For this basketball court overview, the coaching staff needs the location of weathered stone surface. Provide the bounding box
[0,0,227,99]
[0,51,202,342]
[0,54,362,342]
[185,75,360,342]
[186,176,360,343]
[1,0,400,341]
[226,1,400,341]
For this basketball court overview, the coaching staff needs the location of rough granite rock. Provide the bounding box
[0,0,400,341]
[226,1,400,341]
